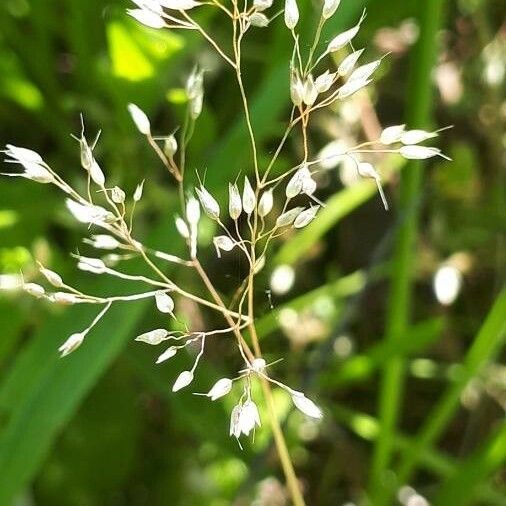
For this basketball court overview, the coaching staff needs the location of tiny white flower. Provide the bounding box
[291,392,323,419]
[23,283,46,298]
[380,124,406,145]
[172,370,194,392]
[276,207,304,228]
[51,292,83,305]
[433,265,462,306]
[155,291,175,314]
[135,328,169,345]
[130,0,163,14]
[286,165,310,199]
[357,162,389,210]
[4,145,43,164]
[348,59,382,83]
[39,267,63,287]
[77,257,107,274]
[253,0,273,10]
[249,12,269,27]
[127,8,166,29]
[290,69,305,107]
[133,180,145,202]
[196,186,220,220]
[314,70,336,93]
[186,67,204,100]
[338,48,365,77]
[186,196,201,226]
[302,174,317,196]
[228,183,242,220]
[294,206,320,228]
[251,358,266,372]
[284,0,299,30]
[400,129,438,145]
[323,0,340,20]
[399,145,448,160]
[337,77,371,99]
[190,93,203,120]
[127,103,151,135]
[213,236,235,258]
[302,75,318,106]
[163,135,178,158]
[258,189,274,217]
[229,404,242,437]
[89,159,106,186]
[111,186,126,204]
[238,400,261,436]
[66,199,112,225]
[206,378,233,401]
[175,216,190,239]
[159,0,198,9]
[59,332,85,357]
[327,10,366,52]
[88,235,120,250]
[156,346,178,364]
[2,145,54,184]
[242,176,256,215]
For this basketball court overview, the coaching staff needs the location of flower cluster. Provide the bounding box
[1,0,447,448]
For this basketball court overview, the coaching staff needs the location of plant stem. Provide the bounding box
[368,1,445,504]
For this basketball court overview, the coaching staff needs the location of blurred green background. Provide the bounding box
[0,0,505,505]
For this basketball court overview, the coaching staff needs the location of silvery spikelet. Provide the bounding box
[242,176,256,215]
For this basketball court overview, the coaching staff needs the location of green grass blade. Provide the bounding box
[395,286,506,484]
[368,1,446,502]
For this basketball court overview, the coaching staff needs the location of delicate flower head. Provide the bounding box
[127,8,166,29]
[156,346,178,364]
[39,266,63,287]
[327,9,366,52]
[66,199,112,225]
[276,207,304,228]
[213,236,235,257]
[294,206,319,229]
[23,283,46,298]
[338,48,365,77]
[258,189,274,218]
[380,124,406,145]
[2,145,54,184]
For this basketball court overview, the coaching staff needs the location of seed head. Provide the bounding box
[155,291,175,314]
[127,8,166,29]
[156,346,178,364]
[294,206,319,228]
[380,124,406,145]
[327,9,366,52]
[338,48,365,77]
[59,332,85,357]
[213,236,235,257]
[206,378,233,401]
[276,207,304,228]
